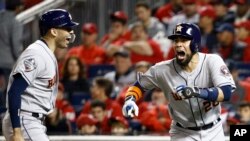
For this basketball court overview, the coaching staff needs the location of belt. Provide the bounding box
[20,110,45,121]
[176,118,221,131]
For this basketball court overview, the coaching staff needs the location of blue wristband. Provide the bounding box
[198,87,218,101]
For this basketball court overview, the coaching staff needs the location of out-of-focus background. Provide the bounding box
[0,0,250,140]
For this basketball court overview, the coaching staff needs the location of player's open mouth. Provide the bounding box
[176,51,185,60]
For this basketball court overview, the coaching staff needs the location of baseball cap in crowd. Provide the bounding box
[199,6,216,20]
[109,116,129,128]
[76,114,97,128]
[216,23,235,33]
[183,0,196,4]
[110,11,128,24]
[82,23,98,34]
[113,50,130,58]
[235,20,250,31]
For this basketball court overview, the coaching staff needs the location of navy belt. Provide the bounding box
[176,118,221,131]
[20,110,45,121]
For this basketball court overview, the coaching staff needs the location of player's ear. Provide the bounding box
[50,28,58,37]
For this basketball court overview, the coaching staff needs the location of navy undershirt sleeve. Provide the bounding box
[220,85,232,101]
[8,73,29,128]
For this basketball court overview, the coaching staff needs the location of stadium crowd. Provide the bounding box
[1,0,250,136]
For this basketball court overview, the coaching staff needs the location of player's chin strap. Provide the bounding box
[68,33,76,43]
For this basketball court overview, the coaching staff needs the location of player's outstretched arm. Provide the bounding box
[175,85,232,102]
[122,81,144,118]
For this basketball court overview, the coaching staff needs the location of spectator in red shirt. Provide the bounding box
[67,23,106,66]
[124,23,164,64]
[100,11,131,59]
[90,100,111,134]
[139,89,172,134]
[81,77,123,118]
[155,0,183,25]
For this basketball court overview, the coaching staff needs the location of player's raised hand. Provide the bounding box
[122,96,139,118]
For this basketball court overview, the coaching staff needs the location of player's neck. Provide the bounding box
[183,53,199,72]
[41,37,56,52]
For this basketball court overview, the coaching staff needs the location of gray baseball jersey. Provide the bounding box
[6,40,59,115]
[137,53,236,127]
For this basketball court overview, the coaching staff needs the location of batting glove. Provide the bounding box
[122,96,139,118]
[175,85,200,99]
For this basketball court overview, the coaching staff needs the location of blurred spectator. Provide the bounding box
[100,11,131,59]
[109,116,129,135]
[46,83,76,135]
[237,102,250,124]
[167,0,199,35]
[135,61,151,73]
[76,114,98,135]
[5,0,24,14]
[55,48,68,79]
[132,1,166,38]
[116,61,152,106]
[222,62,250,111]
[155,0,183,27]
[235,20,250,42]
[0,70,6,133]
[22,0,43,9]
[67,23,106,66]
[198,5,218,52]
[124,23,164,64]
[90,100,110,134]
[235,20,250,62]
[0,0,23,82]
[81,77,123,118]
[139,89,171,134]
[104,50,136,96]
[210,0,235,29]
[213,23,246,62]
[233,0,250,24]
[61,57,90,103]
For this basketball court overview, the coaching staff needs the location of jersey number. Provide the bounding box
[203,101,219,112]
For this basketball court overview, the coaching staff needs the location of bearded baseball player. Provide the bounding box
[122,23,236,141]
[2,9,78,141]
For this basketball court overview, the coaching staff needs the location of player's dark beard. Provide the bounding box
[176,52,194,67]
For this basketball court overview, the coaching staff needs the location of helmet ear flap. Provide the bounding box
[190,39,199,53]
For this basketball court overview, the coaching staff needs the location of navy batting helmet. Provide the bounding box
[39,9,79,36]
[168,23,201,53]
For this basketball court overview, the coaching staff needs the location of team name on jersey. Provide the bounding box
[48,75,56,88]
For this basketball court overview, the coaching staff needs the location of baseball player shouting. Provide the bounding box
[123,23,236,141]
[2,9,78,141]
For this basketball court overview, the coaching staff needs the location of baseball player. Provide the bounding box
[122,23,236,141]
[2,9,78,141]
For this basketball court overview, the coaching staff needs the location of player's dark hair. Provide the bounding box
[91,100,106,110]
[135,1,150,10]
[93,77,113,97]
[62,56,85,80]
[110,18,127,25]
